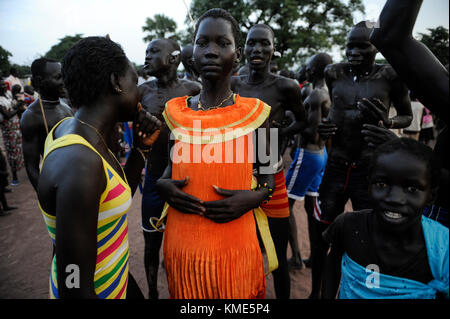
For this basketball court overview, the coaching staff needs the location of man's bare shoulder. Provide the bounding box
[374,63,398,81]
[306,87,330,106]
[138,79,158,92]
[20,101,42,129]
[231,75,246,89]
[325,63,348,80]
[274,74,300,94]
[179,79,202,95]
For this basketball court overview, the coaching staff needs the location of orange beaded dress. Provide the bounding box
[162,94,271,299]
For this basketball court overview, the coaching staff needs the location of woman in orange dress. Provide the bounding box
[156,8,275,299]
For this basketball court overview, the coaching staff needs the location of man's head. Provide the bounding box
[346,21,377,68]
[305,53,333,82]
[181,44,199,77]
[144,38,181,77]
[245,24,275,70]
[31,58,65,99]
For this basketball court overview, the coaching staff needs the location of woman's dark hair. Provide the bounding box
[193,8,241,46]
[61,36,129,108]
[369,138,441,188]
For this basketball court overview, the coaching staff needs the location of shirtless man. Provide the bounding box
[286,53,332,274]
[312,21,413,299]
[231,24,306,299]
[139,38,201,299]
[181,44,200,83]
[20,58,73,191]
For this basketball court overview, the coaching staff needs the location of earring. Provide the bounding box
[115,87,122,94]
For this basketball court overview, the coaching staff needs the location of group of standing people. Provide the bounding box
[11,0,448,300]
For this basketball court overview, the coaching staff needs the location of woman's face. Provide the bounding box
[117,61,140,121]
[193,17,239,81]
[369,150,431,231]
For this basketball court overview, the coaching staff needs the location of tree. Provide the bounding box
[45,34,84,62]
[0,45,12,76]
[186,0,364,69]
[418,26,449,67]
[142,14,180,43]
[11,64,31,78]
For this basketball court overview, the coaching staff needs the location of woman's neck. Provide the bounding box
[74,101,117,141]
[199,76,233,108]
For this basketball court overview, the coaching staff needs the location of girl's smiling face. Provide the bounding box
[193,17,240,81]
[369,150,432,230]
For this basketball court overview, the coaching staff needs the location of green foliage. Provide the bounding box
[0,45,13,76]
[418,26,449,67]
[45,34,84,62]
[142,14,180,43]
[186,0,365,69]
[11,64,31,77]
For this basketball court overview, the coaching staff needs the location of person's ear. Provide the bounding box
[110,73,122,94]
[169,50,181,65]
[235,47,242,64]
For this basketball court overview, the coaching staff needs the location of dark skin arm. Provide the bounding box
[155,139,206,216]
[47,147,104,299]
[274,79,306,137]
[370,0,449,125]
[19,112,42,191]
[357,73,412,129]
[124,108,162,195]
[322,245,343,299]
[361,124,398,149]
[317,67,339,141]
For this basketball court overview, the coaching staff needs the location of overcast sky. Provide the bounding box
[1,0,448,66]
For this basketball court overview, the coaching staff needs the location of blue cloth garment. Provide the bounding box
[339,216,449,299]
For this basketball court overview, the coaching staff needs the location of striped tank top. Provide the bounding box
[39,118,132,299]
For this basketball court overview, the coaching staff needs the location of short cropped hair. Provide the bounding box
[61,36,129,108]
[194,8,241,46]
[31,58,58,78]
[249,24,275,42]
[369,138,441,189]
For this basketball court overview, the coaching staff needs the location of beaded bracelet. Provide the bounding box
[255,182,274,204]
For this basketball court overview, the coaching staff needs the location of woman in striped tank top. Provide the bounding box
[37,37,161,298]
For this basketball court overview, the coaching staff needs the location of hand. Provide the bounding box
[358,98,391,127]
[318,118,338,139]
[361,124,399,148]
[202,185,266,223]
[133,103,162,148]
[155,176,205,215]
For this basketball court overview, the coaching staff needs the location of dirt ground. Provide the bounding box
[0,149,351,299]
